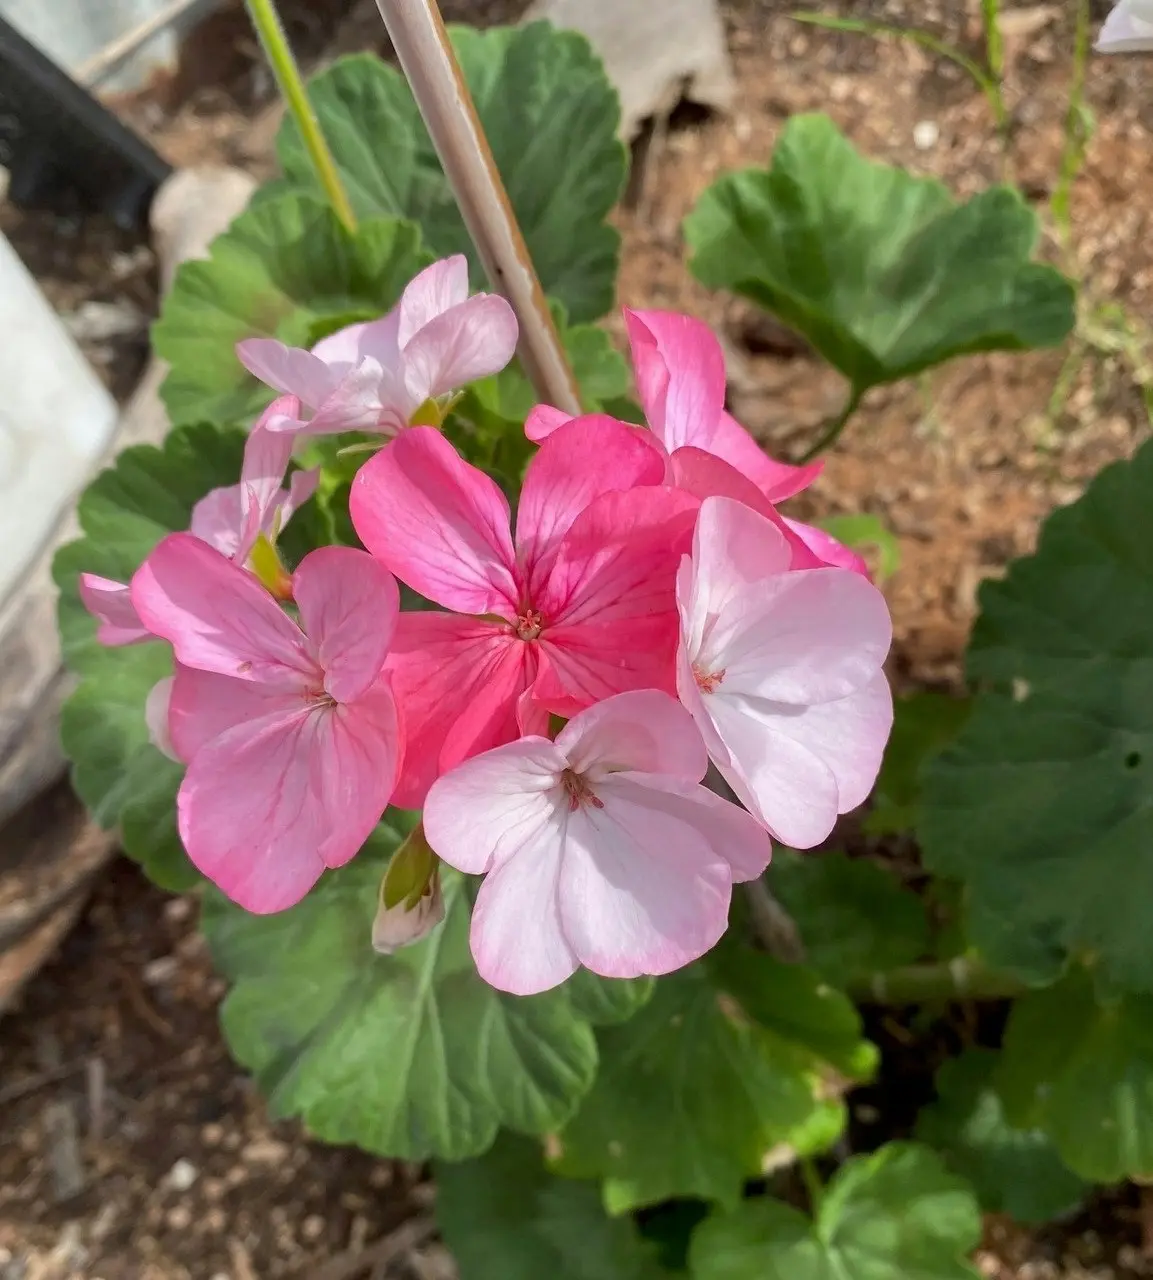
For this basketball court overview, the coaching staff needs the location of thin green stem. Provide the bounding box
[800,1157,824,1214]
[849,955,1031,1005]
[798,387,863,463]
[244,0,357,233]
[1052,0,1093,256]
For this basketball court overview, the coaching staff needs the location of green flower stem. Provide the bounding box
[798,387,863,462]
[800,1156,824,1213]
[244,0,357,233]
[850,956,1031,1005]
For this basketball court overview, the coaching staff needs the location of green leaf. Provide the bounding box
[771,851,930,986]
[920,439,1153,991]
[866,693,971,836]
[817,514,901,583]
[202,825,649,1161]
[915,1049,1088,1223]
[996,967,1153,1182]
[54,422,250,890]
[684,114,1074,400]
[555,950,875,1212]
[269,26,627,322]
[437,1134,668,1280]
[688,1143,982,1280]
[153,194,429,426]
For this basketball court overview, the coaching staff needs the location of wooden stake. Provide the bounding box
[373,0,582,415]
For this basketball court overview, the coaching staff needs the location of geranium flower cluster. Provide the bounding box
[81,255,893,996]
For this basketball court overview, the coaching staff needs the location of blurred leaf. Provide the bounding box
[916,1049,1088,1223]
[818,514,901,583]
[267,27,627,322]
[688,1142,981,1279]
[437,1134,668,1280]
[685,114,1075,402]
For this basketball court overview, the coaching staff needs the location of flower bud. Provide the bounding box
[372,826,445,954]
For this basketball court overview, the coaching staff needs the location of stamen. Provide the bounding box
[693,663,726,694]
[561,768,604,812]
[515,608,544,641]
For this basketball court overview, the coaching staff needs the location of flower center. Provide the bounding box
[561,768,604,812]
[515,607,544,642]
[693,663,726,694]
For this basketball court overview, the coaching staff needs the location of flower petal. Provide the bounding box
[516,415,667,592]
[559,775,732,978]
[386,612,532,807]
[623,309,726,452]
[292,546,399,703]
[178,688,399,913]
[402,294,519,405]
[235,406,300,558]
[397,254,470,346]
[78,573,151,646]
[784,518,871,578]
[525,403,577,442]
[236,339,337,410]
[710,410,824,503]
[554,689,707,783]
[423,736,567,875]
[131,533,312,685]
[307,358,403,435]
[190,484,245,559]
[350,426,518,616]
[145,676,178,762]
[470,825,578,995]
[168,664,301,762]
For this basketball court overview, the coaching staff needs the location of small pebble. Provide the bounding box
[913,119,940,150]
[143,956,179,985]
[301,1215,325,1243]
[166,1205,192,1231]
[166,1158,199,1192]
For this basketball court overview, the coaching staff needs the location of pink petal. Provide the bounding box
[558,774,733,978]
[310,317,373,366]
[784,518,871,578]
[178,690,398,913]
[397,254,470,347]
[471,826,578,995]
[307,358,404,435]
[402,294,519,405]
[710,410,824,503]
[525,404,577,443]
[535,614,680,714]
[168,664,302,762]
[693,568,893,706]
[292,547,399,703]
[423,735,568,875]
[516,415,667,593]
[554,689,707,783]
[236,339,337,410]
[131,533,313,686]
[386,613,532,807]
[350,426,518,616]
[78,573,151,646]
[235,407,299,558]
[190,484,245,559]
[1097,0,1153,51]
[623,309,726,453]
[145,676,179,762]
[280,466,321,528]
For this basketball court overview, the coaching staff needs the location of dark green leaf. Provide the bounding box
[685,114,1074,398]
[920,439,1153,991]
[269,26,627,322]
[437,1134,668,1280]
[153,195,429,426]
[996,967,1153,1182]
[688,1143,982,1280]
[915,1049,1088,1223]
[866,693,971,836]
[771,851,930,986]
[202,826,649,1161]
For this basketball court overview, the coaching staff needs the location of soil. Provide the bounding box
[2,0,1152,1276]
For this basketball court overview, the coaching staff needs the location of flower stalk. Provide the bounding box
[849,955,1031,1004]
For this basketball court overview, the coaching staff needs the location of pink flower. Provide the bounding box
[677,497,893,848]
[78,395,316,646]
[424,689,771,995]
[130,535,402,913]
[1097,0,1153,51]
[236,256,518,437]
[349,419,696,806]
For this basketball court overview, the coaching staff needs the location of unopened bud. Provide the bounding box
[372,826,445,954]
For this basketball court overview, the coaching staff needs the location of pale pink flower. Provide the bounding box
[130,535,402,913]
[1097,0,1153,51]
[349,419,696,807]
[677,497,893,848]
[424,689,771,995]
[78,395,316,646]
[236,256,518,437]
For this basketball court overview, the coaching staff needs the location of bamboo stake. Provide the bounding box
[372,0,582,415]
